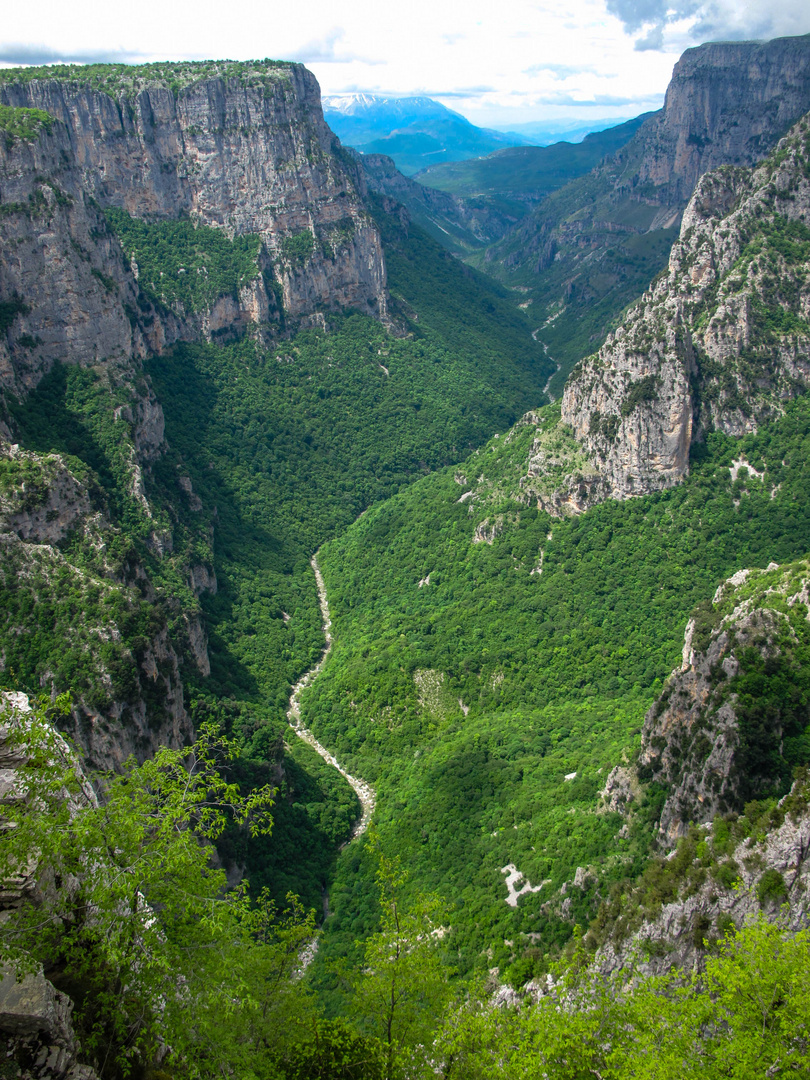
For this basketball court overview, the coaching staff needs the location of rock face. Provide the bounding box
[0,451,196,771]
[635,34,810,204]
[588,563,810,979]
[0,967,95,1080]
[559,111,810,501]
[0,693,98,1080]
[595,780,810,980]
[480,34,810,400]
[640,560,810,843]
[1,62,388,332]
[356,151,518,250]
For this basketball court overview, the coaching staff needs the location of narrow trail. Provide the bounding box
[287,555,376,842]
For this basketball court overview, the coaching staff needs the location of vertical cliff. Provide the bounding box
[557,110,810,502]
[635,34,810,203]
[0,61,388,330]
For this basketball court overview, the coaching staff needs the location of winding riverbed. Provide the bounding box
[287,555,376,841]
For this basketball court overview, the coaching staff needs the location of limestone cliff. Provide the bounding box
[356,151,518,254]
[587,561,810,978]
[593,777,810,980]
[639,559,810,843]
[556,112,810,502]
[635,34,810,204]
[0,445,196,770]
[480,33,810,398]
[0,61,388,331]
[0,59,385,771]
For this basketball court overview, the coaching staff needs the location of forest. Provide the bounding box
[1,63,810,1080]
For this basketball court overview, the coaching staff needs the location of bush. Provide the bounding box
[756,868,788,906]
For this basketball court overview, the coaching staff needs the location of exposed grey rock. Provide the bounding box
[598,765,638,816]
[557,112,810,503]
[594,783,810,980]
[1,64,388,335]
[639,559,810,843]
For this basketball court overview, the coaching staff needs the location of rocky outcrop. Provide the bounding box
[480,34,810,400]
[0,132,161,399]
[0,62,388,331]
[0,451,196,771]
[0,693,98,1080]
[557,112,810,501]
[0,967,96,1080]
[594,780,810,980]
[640,559,810,843]
[357,151,518,251]
[635,34,810,204]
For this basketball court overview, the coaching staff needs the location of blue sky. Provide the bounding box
[2,0,809,126]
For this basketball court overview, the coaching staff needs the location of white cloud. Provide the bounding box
[0,0,807,126]
[605,0,810,52]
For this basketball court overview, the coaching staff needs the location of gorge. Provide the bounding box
[1,34,810,1080]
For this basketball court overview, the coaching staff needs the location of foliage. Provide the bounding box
[0,59,294,98]
[4,203,550,917]
[105,209,262,312]
[0,104,54,146]
[307,396,810,979]
[437,915,810,1079]
[282,230,316,267]
[348,839,454,1080]
[419,116,646,218]
[0,697,310,1078]
[0,293,30,334]
[621,374,660,416]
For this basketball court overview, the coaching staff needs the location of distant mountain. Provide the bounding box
[498,117,633,146]
[322,94,531,175]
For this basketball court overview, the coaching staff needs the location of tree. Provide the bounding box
[350,836,454,1080]
[0,693,313,1078]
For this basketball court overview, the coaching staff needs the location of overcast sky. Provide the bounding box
[2,0,809,127]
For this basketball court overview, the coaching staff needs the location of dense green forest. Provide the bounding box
[4,700,809,1079]
[3,207,552,914]
[305,396,810,991]
[3,58,810,1079]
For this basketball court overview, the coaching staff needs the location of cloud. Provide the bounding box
[536,90,665,106]
[0,43,148,65]
[605,0,810,52]
[284,26,383,66]
[422,85,496,98]
[522,62,599,77]
[634,24,665,50]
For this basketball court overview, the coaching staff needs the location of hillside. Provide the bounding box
[303,114,810,994]
[475,33,810,397]
[416,115,648,215]
[353,117,648,257]
[0,63,552,914]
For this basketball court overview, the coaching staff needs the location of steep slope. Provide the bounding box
[640,560,810,842]
[0,61,387,327]
[353,152,518,256]
[355,117,647,257]
[558,111,810,503]
[589,560,810,978]
[416,115,648,213]
[477,33,810,395]
[307,389,810,992]
[0,66,553,911]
